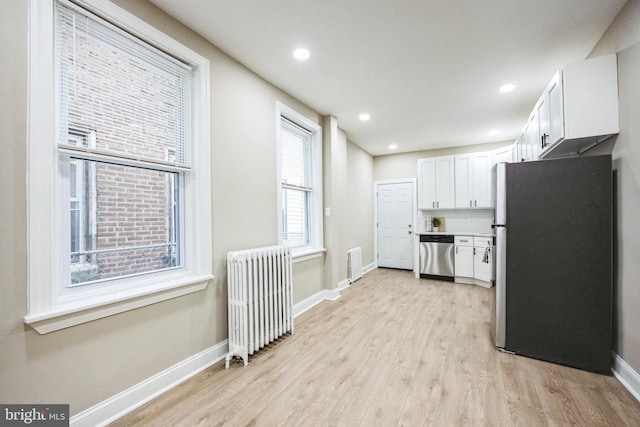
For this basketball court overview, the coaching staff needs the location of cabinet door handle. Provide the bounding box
[432,201,435,208]
[469,200,472,207]
[456,247,458,254]
[437,201,439,208]
[474,200,477,207]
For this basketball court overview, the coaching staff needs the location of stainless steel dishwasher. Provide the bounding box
[419,234,455,281]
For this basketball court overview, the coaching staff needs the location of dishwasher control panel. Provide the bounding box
[419,234,454,244]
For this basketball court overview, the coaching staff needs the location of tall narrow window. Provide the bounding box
[26,0,212,333]
[281,119,312,247]
[277,103,323,257]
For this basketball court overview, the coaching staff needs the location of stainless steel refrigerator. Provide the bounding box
[491,155,612,374]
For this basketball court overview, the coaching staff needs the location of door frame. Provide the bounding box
[373,178,417,274]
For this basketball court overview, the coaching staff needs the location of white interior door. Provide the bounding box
[377,181,414,270]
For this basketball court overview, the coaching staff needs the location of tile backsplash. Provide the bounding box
[418,209,493,234]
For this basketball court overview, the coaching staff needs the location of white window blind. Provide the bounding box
[281,118,312,247]
[55,0,193,169]
[281,119,311,188]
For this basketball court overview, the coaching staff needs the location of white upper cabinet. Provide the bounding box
[491,145,513,166]
[538,54,619,159]
[455,152,492,208]
[515,54,618,161]
[435,156,455,209]
[546,70,563,147]
[471,152,492,208]
[537,84,551,148]
[417,155,455,209]
[454,154,471,208]
[417,157,436,209]
[514,131,526,162]
[525,109,540,161]
[516,103,543,163]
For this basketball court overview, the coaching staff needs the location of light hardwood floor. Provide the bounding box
[112,268,640,426]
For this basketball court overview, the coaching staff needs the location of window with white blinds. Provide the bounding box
[277,104,323,256]
[281,119,312,247]
[54,0,191,287]
[26,0,212,333]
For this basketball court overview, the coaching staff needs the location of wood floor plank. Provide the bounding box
[111,269,640,427]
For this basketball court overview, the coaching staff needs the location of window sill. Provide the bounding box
[292,248,326,263]
[24,274,213,334]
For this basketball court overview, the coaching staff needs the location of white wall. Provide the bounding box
[587,0,640,377]
[347,141,375,267]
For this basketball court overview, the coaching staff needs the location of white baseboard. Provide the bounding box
[338,278,351,291]
[363,263,376,274]
[612,352,640,403]
[323,288,341,301]
[293,290,326,318]
[455,276,492,288]
[70,340,229,427]
[293,288,342,318]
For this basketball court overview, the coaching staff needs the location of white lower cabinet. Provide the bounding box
[454,235,494,287]
[473,236,494,285]
[454,236,474,278]
[473,251,492,283]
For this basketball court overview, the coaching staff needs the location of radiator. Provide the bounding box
[225,245,294,368]
[347,247,363,283]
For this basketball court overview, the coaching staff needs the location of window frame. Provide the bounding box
[281,118,312,247]
[25,0,213,334]
[276,102,324,261]
[64,130,98,283]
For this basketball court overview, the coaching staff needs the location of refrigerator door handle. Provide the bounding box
[494,226,507,349]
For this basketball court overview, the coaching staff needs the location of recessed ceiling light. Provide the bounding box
[359,113,371,121]
[389,144,398,150]
[499,83,516,93]
[293,48,310,61]
[489,129,500,136]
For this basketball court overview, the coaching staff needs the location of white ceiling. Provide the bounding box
[148,0,627,156]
